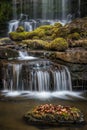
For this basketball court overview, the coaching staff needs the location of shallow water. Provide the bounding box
[0,92,87,130]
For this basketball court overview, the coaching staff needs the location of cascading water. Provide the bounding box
[78,0,81,17]
[1,52,85,100]
[18,51,37,60]
[2,60,72,92]
[8,0,81,33]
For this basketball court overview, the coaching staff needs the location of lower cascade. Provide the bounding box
[2,60,72,92]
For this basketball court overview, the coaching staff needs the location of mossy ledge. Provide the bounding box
[24,104,85,126]
[9,17,87,51]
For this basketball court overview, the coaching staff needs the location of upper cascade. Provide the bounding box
[8,0,81,32]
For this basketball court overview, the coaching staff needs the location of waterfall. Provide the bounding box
[18,51,37,60]
[12,0,17,19]
[8,20,19,33]
[2,60,72,92]
[9,0,81,32]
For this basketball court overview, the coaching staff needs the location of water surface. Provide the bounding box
[0,92,87,130]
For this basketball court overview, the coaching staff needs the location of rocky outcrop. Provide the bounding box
[50,48,87,64]
[0,47,19,59]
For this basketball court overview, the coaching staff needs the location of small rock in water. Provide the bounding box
[23,104,85,126]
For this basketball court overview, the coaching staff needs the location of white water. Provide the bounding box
[2,90,85,100]
[12,0,17,19]
[18,51,37,60]
[8,20,19,33]
[78,0,81,17]
[2,60,72,92]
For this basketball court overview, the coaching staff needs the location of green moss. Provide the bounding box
[38,25,53,30]
[16,26,25,32]
[54,22,62,28]
[50,38,68,51]
[34,28,45,38]
[67,32,80,40]
[9,32,29,41]
[22,39,49,50]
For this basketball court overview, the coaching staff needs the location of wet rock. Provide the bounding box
[54,48,87,64]
[0,47,19,59]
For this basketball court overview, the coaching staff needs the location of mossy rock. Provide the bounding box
[9,31,29,41]
[24,104,85,126]
[22,39,49,50]
[67,32,80,40]
[0,37,13,45]
[16,26,25,32]
[54,22,62,28]
[50,38,68,51]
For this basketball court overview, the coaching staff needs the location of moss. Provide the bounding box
[0,38,12,45]
[29,25,53,41]
[54,22,62,28]
[50,38,68,51]
[34,28,45,38]
[39,25,53,30]
[16,26,25,32]
[67,32,80,40]
[9,32,29,41]
[22,39,49,50]
[26,31,38,39]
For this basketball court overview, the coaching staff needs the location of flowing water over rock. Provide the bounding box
[1,51,86,100]
[2,60,72,92]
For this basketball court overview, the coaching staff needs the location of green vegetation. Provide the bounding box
[22,39,49,50]
[16,26,25,32]
[9,17,87,51]
[50,38,68,51]
[0,0,12,24]
[9,31,29,41]
[67,32,80,40]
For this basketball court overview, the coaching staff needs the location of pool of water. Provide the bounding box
[0,92,87,130]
